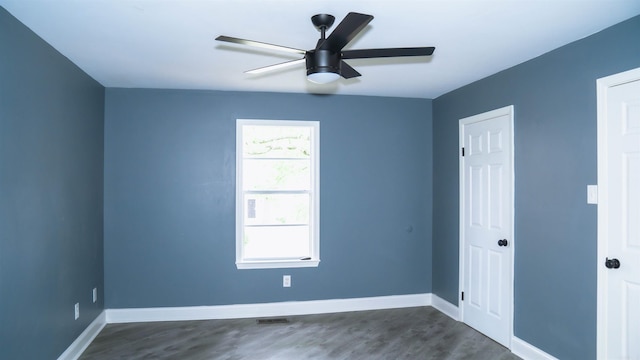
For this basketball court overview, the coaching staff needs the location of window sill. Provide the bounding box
[236,259,320,270]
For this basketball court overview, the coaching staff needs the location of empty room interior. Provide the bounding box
[1,1,639,359]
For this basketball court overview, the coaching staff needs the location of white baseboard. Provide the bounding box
[106,293,432,324]
[57,311,107,360]
[431,294,459,321]
[511,336,558,360]
[66,294,557,360]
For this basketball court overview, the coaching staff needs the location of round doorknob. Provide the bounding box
[605,258,620,269]
[498,239,508,247]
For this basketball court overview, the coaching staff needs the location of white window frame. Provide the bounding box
[236,119,320,269]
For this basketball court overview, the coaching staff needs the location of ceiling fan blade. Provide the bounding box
[342,47,435,59]
[216,35,306,55]
[245,58,306,74]
[339,61,361,79]
[319,12,373,51]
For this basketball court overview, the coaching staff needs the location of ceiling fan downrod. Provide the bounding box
[311,14,335,40]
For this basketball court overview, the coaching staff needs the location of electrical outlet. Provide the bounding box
[283,275,291,288]
[74,303,80,320]
[92,288,97,303]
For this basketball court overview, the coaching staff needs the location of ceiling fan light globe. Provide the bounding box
[307,71,340,84]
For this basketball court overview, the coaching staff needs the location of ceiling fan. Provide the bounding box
[215,12,435,84]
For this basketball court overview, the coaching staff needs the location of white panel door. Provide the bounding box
[460,106,514,348]
[597,68,640,360]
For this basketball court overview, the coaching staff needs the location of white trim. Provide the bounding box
[105,294,432,324]
[236,259,320,269]
[235,119,320,270]
[57,311,107,360]
[511,336,559,360]
[62,295,547,359]
[431,294,459,321]
[458,105,515,348]
[596,66,640,360]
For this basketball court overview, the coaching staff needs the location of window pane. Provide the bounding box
[243,226,310,259]
[244,194,309,226]
[236,120,319,269]
[243,125,311,159]
[243,159,310,191]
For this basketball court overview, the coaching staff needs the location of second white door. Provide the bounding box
[597,68,640,360]
[460,105,514,347]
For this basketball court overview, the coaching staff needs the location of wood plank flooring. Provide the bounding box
[80,306,520,360]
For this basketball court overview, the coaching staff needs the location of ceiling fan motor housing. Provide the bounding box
[306,49,341,76]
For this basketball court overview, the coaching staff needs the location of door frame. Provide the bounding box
[458,105,515,347]
[596,66,640,359]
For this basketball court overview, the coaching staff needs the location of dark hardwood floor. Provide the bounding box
[80,306,520,360]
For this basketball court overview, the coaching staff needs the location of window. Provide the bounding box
[236,119,320,269]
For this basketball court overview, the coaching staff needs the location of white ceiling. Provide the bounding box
[2,0,639,99]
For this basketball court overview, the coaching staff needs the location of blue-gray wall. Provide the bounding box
[104,89,433,308]
[432,15,640,360]
[0,6,105,360]
[3,3,639,358]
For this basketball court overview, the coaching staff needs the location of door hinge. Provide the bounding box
[461,147,465,156]
[461,291,464,301]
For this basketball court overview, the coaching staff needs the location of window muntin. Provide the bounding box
[236,120,319,269]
